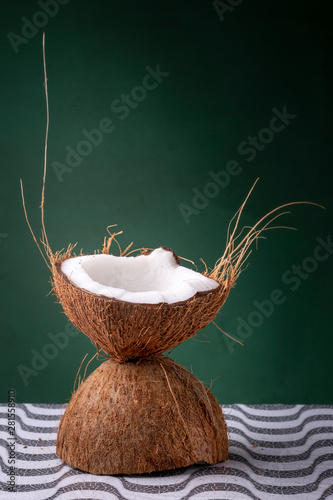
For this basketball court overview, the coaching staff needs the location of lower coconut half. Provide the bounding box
[56,355,228,474]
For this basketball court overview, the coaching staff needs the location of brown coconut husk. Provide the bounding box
[50,248,230,362]
[56,355,228,474]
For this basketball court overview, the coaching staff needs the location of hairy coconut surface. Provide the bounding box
[52,248,230,361]
[56,355,228,474]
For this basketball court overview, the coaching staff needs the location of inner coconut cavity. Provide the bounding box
[61,247,219,304]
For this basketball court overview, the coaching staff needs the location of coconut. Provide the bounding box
[56,355,228,474]
[51,246,230,362]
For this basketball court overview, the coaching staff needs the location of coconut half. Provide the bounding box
[52,247,230,361]
[56,355,228,474]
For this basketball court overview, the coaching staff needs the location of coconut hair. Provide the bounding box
[208,178,324,290]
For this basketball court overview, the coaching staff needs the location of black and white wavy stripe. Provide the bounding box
[0,404,332,500]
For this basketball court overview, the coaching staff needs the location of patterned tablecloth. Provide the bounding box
[0,404,332,500]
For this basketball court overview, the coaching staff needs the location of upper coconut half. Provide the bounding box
[52,246,231,361]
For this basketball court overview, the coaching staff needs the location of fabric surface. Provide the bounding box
[0,404,332,499]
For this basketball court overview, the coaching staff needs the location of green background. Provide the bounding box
[0,0,332,404]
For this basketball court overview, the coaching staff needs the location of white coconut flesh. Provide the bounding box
[61,247,219,305]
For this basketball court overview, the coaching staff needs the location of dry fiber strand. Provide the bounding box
[56,355,228,474]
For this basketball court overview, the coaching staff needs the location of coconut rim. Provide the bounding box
[53,247,224,309]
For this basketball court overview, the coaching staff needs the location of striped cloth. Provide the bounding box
[0,404,333,499]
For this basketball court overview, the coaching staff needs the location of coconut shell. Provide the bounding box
[51,250,230,361]
[56,355,228,474]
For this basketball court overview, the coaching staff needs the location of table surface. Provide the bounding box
[0,404,332,500]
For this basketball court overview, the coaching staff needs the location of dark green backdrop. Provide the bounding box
[0,0,332,404]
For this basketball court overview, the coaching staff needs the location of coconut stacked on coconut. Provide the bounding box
[52,242,231,474]
[51,190,298,474]
[28,183,309,475]
[28,196,315,474]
